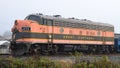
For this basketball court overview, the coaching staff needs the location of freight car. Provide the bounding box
[10,13,114,55]
[114,34,120,52]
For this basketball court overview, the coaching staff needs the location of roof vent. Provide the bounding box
[83,19,87,21]
[53,15,61,17]
[81,19,87,21]
[81,19,92,22]
[36,13,43,15]
[69,17,75,19]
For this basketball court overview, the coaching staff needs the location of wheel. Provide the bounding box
[50,45,58,55]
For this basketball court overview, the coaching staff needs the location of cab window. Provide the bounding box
[47,20,53,26]
[27,15,43,24]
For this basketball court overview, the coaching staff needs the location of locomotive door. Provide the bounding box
[102,31,106,44]
[47,19,53,43]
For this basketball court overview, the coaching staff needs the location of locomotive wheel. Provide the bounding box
[53,45,58,54]
[49,45,58,55]
[29,44,45,55]
[41,50,49,55]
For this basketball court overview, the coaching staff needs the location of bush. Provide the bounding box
[0,55,119,68]
[0,57,27,68]
[23,56,55,68]
[54,60,72,68]
[93,55,120,68]
[0,56,55,68]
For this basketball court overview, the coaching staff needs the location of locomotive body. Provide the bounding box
[11,14,114,55]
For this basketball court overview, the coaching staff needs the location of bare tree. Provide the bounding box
[2,30,12,40]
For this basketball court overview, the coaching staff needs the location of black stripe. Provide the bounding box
[15,32,48,40]
[15,32,114,42]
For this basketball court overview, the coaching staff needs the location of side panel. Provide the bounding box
[52,25,114,45]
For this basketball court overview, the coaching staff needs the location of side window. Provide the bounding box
[47,20,53,26]
[43,19,53,26]
[54,21,60,26]
[43,19,47,25]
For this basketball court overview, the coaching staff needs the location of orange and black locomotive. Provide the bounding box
[10,13,114,55]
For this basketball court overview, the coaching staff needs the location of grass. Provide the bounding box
[0,52,119,68]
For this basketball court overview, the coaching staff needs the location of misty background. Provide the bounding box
[0,0,120,38]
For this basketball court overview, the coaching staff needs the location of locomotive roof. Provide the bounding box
[29,14,114,27]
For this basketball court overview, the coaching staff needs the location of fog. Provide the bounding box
[0,0,120,35]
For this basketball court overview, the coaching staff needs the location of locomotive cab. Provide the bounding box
[11,15,44,41]
[11,15,42,55]
[11,14,54,55]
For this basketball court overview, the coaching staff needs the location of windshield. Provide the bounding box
[25,15,43,24]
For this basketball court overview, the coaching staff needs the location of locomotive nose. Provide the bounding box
[11,20,19,33]
[14,20,18,25]
[12,20,31,32]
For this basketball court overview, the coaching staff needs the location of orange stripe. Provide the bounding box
[53,39,114,45]
[16,38,113,45]
[16,38,48,43]
[105,42,114,45]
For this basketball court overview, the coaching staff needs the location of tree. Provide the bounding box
[2,30,12,40]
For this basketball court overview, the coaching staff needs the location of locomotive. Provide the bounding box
[10,13,114,55]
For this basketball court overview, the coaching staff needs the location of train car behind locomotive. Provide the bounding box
[114,34,120,52]
[10,13,114,55]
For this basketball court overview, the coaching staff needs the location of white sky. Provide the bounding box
[0,0,120,35]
